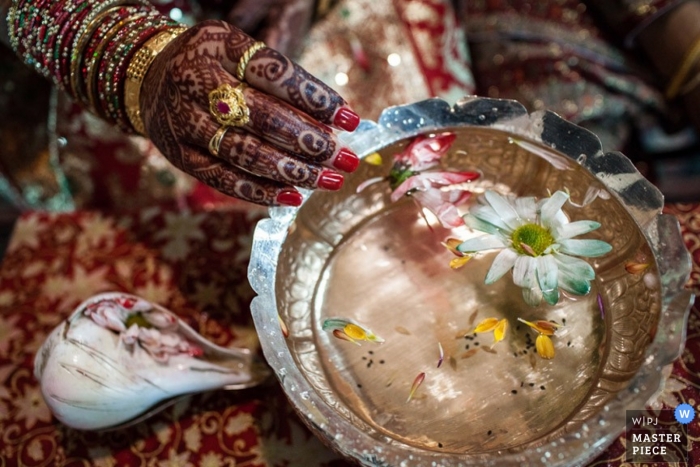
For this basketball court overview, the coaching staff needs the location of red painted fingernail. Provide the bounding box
[333,107,360,132]
[318,170,344,191]
[276,190,303,207]
[333,148,360,172]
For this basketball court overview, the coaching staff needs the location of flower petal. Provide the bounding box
[485,248,518,284]
[493,319,508,344]
[365,152,383,166]
[539,191,569,228]
[558,239,612,258]
[554,220,601,240]
[484,191,521,230]
[555,254,595,281]
[405,133,456,170]
[514,196,537,221]
[457,235,506,253]
[356,176,386,193]
[470,204,513,232]
[513,255,537,288]
[522,287,543,306]
[474,317,499,333]
[535,255,559,305]
[464,214,506,236]
[450,255,472,270]
[536,334,555,359]
[413,189,467,228]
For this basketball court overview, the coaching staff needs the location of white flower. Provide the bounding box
[457,190,612,306]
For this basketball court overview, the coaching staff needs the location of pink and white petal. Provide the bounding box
[422,171,480,186]
[484,191,520,230]
[357,176,386,193]
[512,255,537,288]
[485,248,518,284]
[413,189,466,228]
[457,234,506,253]
[405,133,457,170]
[391,175,431,202]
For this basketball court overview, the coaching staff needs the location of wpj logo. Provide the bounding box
[625,404,694,464]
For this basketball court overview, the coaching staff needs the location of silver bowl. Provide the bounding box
[248,97,693,466]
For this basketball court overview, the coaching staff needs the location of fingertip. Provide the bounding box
[276,189,304,207]
[333,148,360,173]
[317,170,344,191]
[333,106,361,132]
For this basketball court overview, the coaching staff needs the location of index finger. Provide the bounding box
[222,35,360,132]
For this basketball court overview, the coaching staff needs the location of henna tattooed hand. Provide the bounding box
[140,20,360,206]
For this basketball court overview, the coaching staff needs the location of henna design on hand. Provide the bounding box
[140,20,350,204]
[244,47,345,125]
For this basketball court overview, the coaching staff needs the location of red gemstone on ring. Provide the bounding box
[216,101,231,114]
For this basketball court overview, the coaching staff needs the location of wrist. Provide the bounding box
[637,1,700,79]
[123,26,187,135]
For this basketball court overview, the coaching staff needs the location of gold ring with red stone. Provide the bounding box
[208,83,250,128]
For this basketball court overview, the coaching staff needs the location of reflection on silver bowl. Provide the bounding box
[248,97,693,466]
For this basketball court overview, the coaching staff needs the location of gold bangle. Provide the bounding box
[236,41,266,81]
[124,26,188,135]
[666,34,700,100]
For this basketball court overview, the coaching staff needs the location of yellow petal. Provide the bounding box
[449,255,472,270]
[344,323,368,340]
[493,319,508,344]
[473,317,499,334]
[536,334,555,359]
[365,152,383,166]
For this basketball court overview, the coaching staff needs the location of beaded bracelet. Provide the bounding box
[100,18,179,127]
[71,5,142,107]
[92,13,173,121]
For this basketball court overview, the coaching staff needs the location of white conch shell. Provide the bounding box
[34,292,268,430]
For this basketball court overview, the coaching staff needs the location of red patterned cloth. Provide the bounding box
[0,203,698,466]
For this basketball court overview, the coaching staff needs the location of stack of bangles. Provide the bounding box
[666,34,700,100]
[6,0,185,134]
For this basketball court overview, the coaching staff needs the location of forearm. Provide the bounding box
[5,0,184,133]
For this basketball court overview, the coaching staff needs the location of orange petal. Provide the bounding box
[535,334,555,359]
[278,314,289,338]
[625,261,650,275]
[332,329,361,346]
[441,238,464,257]
[493,319,508,345]
[407,372,426,403]
[473,317,499,334]
[517,318,560,336]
